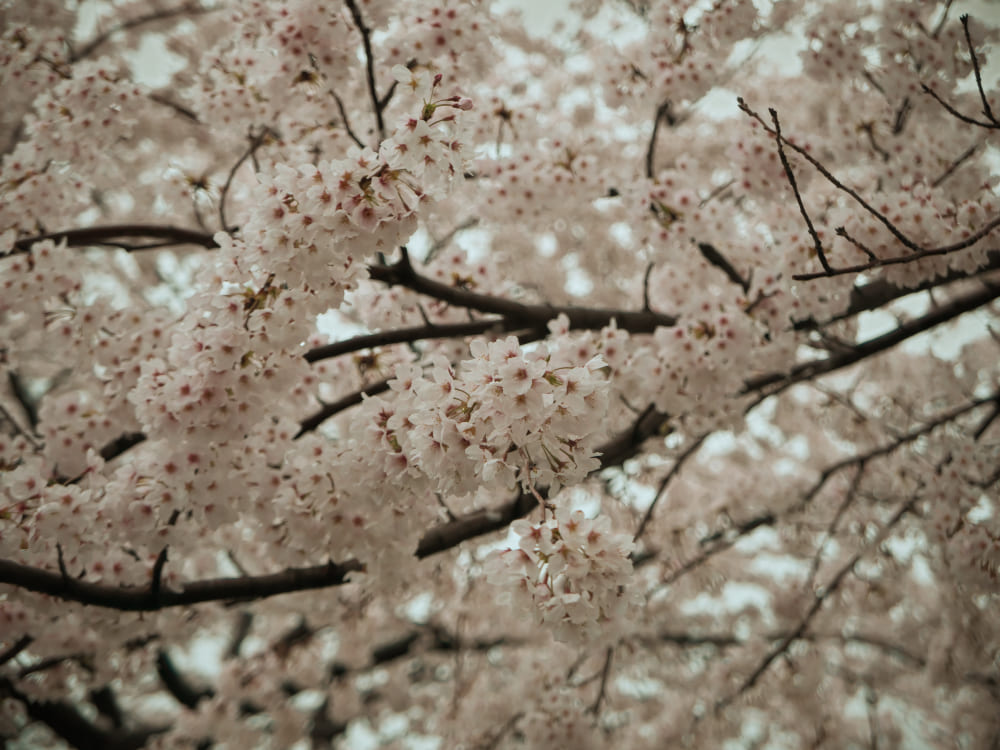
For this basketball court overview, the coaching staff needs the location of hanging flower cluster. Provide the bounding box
[485,507,639,645]
[351,336,610,497]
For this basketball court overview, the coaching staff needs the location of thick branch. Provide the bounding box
[746,280,1000,395]
[0,558,363,612]
[304,319,517,363]
[369,251,677,332]
[792,250,1000,330]
[12,225,219,254]
[0,404,665,611]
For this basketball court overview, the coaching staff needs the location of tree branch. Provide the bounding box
[0,557,363,612]
[746,280,1000,396]
[369,250,677,332]
[646,101,673,179]
[716,494,918,712]
[343,0,385,142]
[767,107,833,274]
[739,98,1000,278]
[219,126,274,232]
[12,225,218,254]
[0,676,168,750]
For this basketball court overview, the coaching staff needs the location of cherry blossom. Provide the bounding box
[1,1,998,748]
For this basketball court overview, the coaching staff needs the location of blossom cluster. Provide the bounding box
[350,335,610,498]
[485,507,639,645]
[221,65,471,309]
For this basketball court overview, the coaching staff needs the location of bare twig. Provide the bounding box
[696,241,751,292]
[645,101,673,179]
[767,107,833,274]
[330,89,366,150]
[219,126,274,231]
[634,432,709,543]
[931,142,979,188]
[343,0,385,142]
[717,495,919,711]
[587,647,615,715]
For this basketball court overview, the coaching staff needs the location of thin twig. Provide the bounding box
[716,495,919,711]
[962,14,997,125]
[793,215,1000,280]
[219,126,274,231]
[645,101,673,179]
[424,217,479,265]
[330,89,366,150]
[767,107,832,273]
[931,142,979,188]
[587,647,615,715]
[343,0,385,142]
[634,432,709,543]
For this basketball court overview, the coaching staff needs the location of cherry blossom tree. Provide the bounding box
[1,0,999,747]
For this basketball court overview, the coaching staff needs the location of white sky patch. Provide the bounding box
[749,553,809,580]
[123,33,189,88]
[679,581,774,620]
[401,591,435,624]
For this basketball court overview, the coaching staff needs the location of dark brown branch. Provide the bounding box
[920,83,997,129]
[295,377,392,437]
[633,432,708,543]
[156,649,214,709]
[343,0,385,142]
[793,215,1000,280]
[99,432,147,463]
[369,250,678,332]
[89,685,125,730]
[13,225,679,335]
[227,611,254,659]
[961,14,997,125]
[424,217,479,265]
[330,89,366,150]
[0,557,363,612]
[0,676,168,750]
[790,392,996,517]
[12,225,219,254]
[792,249,1000,330]
[931,142,979,188]
[768,107,833,274]
[2,355,989,613]
[147,93,201,123]
[661,512,776,586]
[924,14,999,129]
[587,647,615,715]
[746,280,1000,396]
[6,370,39,430]
[662,390,996,591]
[740,98,1000,276]
[931,0,955,38]
[416,490,539,558]
[804,463,865,592]
[646,101,673,179]
[696,241,751,292]
[0,635,33,666]
[718,495,918,711]
[304,319,515,363]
